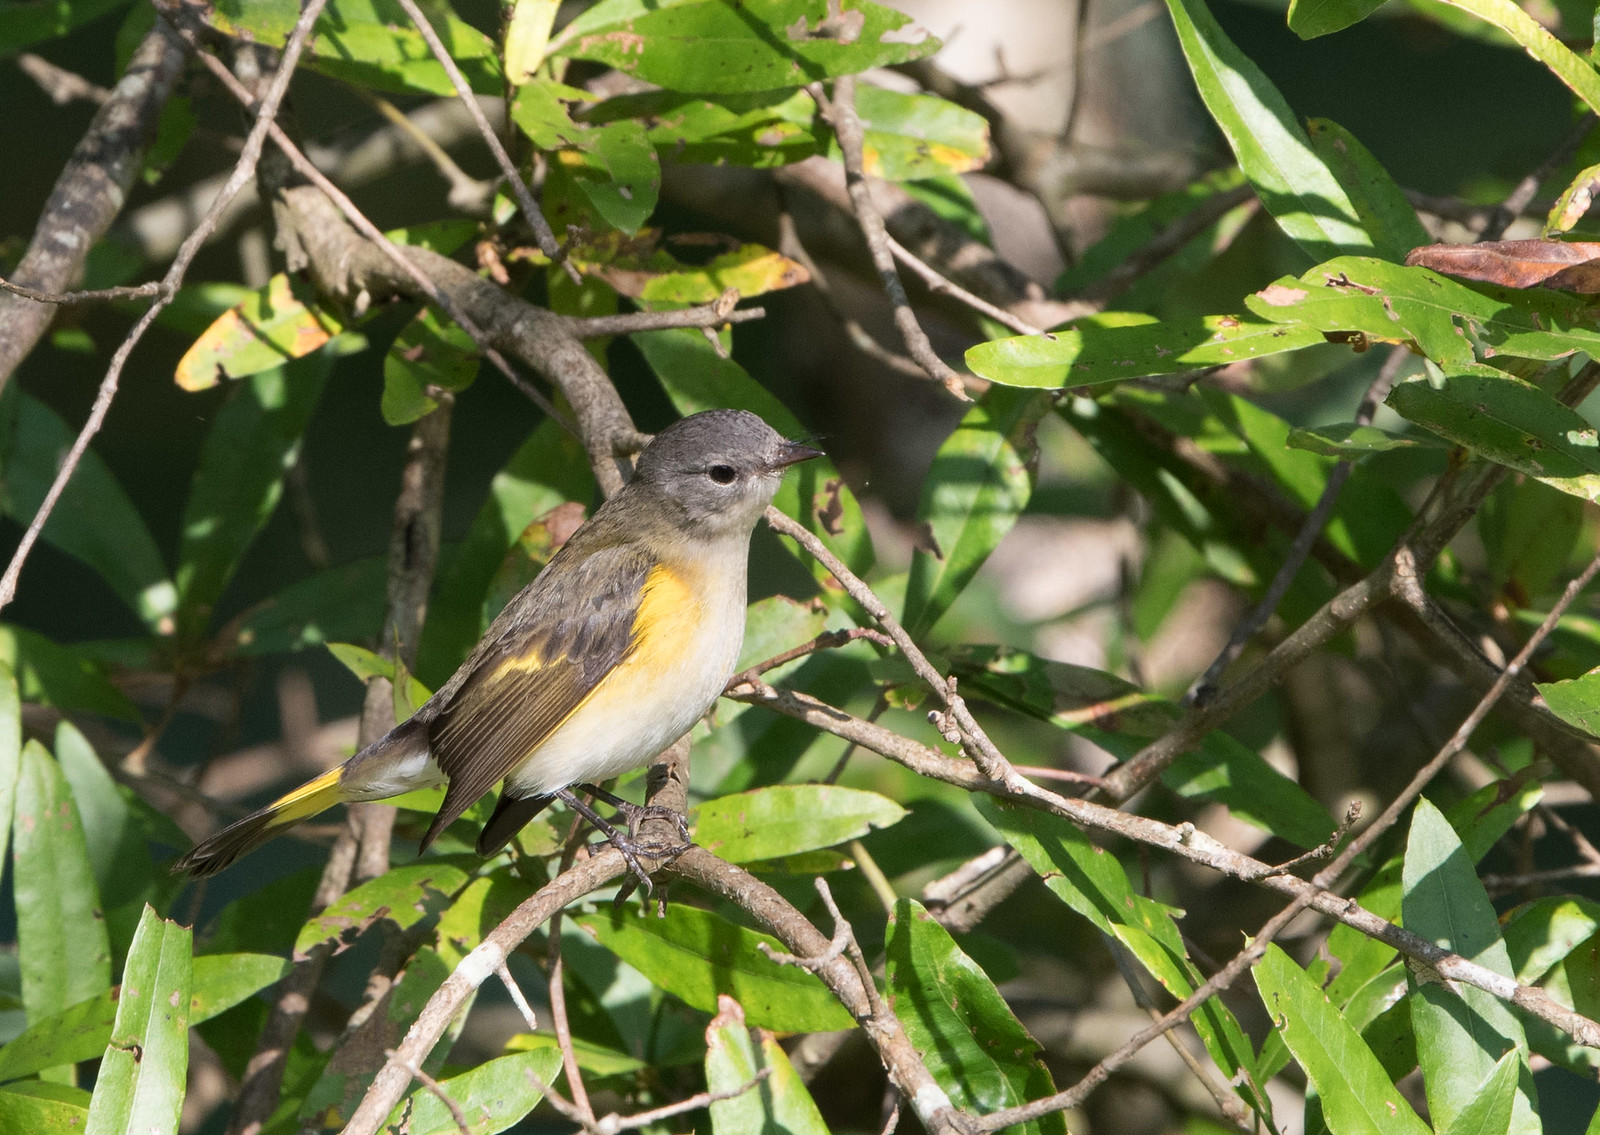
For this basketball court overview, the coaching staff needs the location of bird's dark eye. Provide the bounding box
[708,464,738,485]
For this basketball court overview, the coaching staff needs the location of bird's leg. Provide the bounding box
[577,782,692,848]
[555,788,677,895]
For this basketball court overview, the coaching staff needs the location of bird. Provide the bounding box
[173,409,823,884]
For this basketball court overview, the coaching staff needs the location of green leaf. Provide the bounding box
[1165,0,1370,260]
[966,313,1324,388]
[1440,1050,1523,1135]
[1304,119,1430,260]
[634,327,875,582]
[1504,897,1600,983]
[325,642,434,717]
[174,273,349,391]
[0,390,176,630]
[1288,0,1386,39]
[1425,0,1600,116]
[14,740,111,1022]
[224,556,388,656]
[1248,256,1600,367]
[704,997,830,1135]
[209,0,501,97]
[572,904,855,1033]
[692,784,906,862]
[84,907,191,1135]
[1286,423,1445,457]
[885,899,1063,1133]
[558,118,660,234]
[0,626,139,722]
[554,0,937,94]
[843,85,990,181]
[904,388,1045,637]
[1254,943,1429,1134]
[504,1031,647,1078]
[592,88,825,168]
[1387,368,1600,502]
[504,0,560,83]
[0,0,132,52]
[1480,476,1582,602]
[0,664,18,895]
[1402,799,1539,1134]
[552,233,809,305]
[387,1048,561,1135]
[0,1081,90,1133]
[175,359,330,642]
[976,797,1270,1122]
[382,307,480,426]
[294,861,471,959]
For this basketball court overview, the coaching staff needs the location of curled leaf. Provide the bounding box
[1405,240,1600,293]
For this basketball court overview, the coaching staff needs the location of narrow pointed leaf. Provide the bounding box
[705,997,831,1135]
[386,1048,561,1135]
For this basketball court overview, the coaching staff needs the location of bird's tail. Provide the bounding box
[173,718,437,878]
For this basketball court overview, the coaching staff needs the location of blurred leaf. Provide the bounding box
[0,0,130,51]
[295,860,471,959]
[0,626,139,722]
[84,907,190,1135]
[481,501,586,626]
[504,1031,647,1078]
[1412,0,1600,115]
[1166,0,1370,260]
[966,313,1324,388]
[224,556,387,656]
[199,867,322,957]
[175,273,348,392]
[1387,368,1600,502]
[325,642,434,715]
[554,0,937,94]
[1479,477,1582,604]
[0,952,283,1083]
[1304,119,1429,260]
[382,307,480,426]
[692,784,906,862]
[0,664,17,897]
[0,390,175,629]
[386,1048,561,1135]
[704,997,830,1135]
[979,796,1270,1122]
[547,231,810,303]
[14,740,110,1023]
[573,904,855,1033]
[174,359,330,642]
[1286,423,1445,457]
[885,900,1064,1133]
[208,0,501,96]
[1547,163,1600,235]
[504,0,560,83]
[1255,943,1429,1134]
[1403,799,1539,1133]
[592,88,825,168]
[0,1081,90,1131]
[419,418,593,685]
[635,326,875,582]
[904,388,1045,637]
[1247,256,1600,366]
[1288,0,1386,42]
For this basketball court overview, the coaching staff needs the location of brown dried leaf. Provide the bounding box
[1405,240,1600,292]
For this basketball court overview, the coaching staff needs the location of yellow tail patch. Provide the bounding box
[265,767,345,827]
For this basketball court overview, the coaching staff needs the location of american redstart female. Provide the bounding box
[174,409,822,882]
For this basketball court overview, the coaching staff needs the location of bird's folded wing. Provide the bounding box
[422,541,655,843]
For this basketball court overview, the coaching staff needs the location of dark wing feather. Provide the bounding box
[418,540,654,848]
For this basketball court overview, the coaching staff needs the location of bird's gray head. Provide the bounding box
[630,409,822,538]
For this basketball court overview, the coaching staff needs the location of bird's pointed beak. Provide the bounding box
[768,439,825,471]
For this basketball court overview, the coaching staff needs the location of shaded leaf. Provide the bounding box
[1305,118,1429,259]
[1439,1050,1521,1135]
[966,313,1324,388]
[573,904,855,1033]
[1288,0,1386,39]
[1402,799,1539,1134]
[557,118,660,234]
[0,0,131,53]
[1503,897,1600,984]
[1286,423,1446,457]
[84,907,191,1135]
[704,996,831,1135]
[0,625,140,722]
[904,388,1045,637]
[224,556,388,656]
[382,307,480,426]
[691,784,906,862]
[13,740,110,1022]
[0,1081,90,1132]
[1166,0,1370,260]
[295,860,471,959]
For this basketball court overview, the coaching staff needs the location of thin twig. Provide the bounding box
[384,1049,471,1135]
[356,87,493,213]
[497,964,539,1032]
[0,7,316,617]
[0,277,166,305]
[809,77,970,400]
[1478,112,1597,241]
[885,234,1052,336]
[588,1068,774,1135]
[726,626,894,691]
[391,0,562,260]
[17,53,112,104]
[564,293,766,339]
[1072,183,1256,307]
[1186,345,1409,706]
